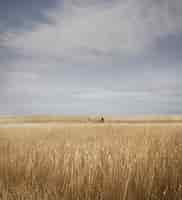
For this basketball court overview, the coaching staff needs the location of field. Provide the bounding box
[0,117,182,200]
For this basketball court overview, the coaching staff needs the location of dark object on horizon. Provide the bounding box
[87,116,104,123]
[101,116,104,123]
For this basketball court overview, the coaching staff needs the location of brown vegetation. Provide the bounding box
[0,122,182,199]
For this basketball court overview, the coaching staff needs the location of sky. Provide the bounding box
[0,0,182,116]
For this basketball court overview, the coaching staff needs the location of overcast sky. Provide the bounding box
[0,0,182,116]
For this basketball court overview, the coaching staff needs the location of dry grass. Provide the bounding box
[0,122,182,199]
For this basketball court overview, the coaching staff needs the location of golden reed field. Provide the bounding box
[0,116,182,200]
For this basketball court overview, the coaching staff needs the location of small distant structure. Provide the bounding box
[100,116,104,123]
[87,116,105,123]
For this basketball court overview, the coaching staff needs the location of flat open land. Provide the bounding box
[0,116,182,200]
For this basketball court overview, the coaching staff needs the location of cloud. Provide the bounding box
[2,0,182,64]
[1,0,182,115]
[0,0,59,33]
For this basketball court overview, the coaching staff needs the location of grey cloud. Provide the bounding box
[1,0,182,115]
[0,0,59,34]
[3,0,182,64]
